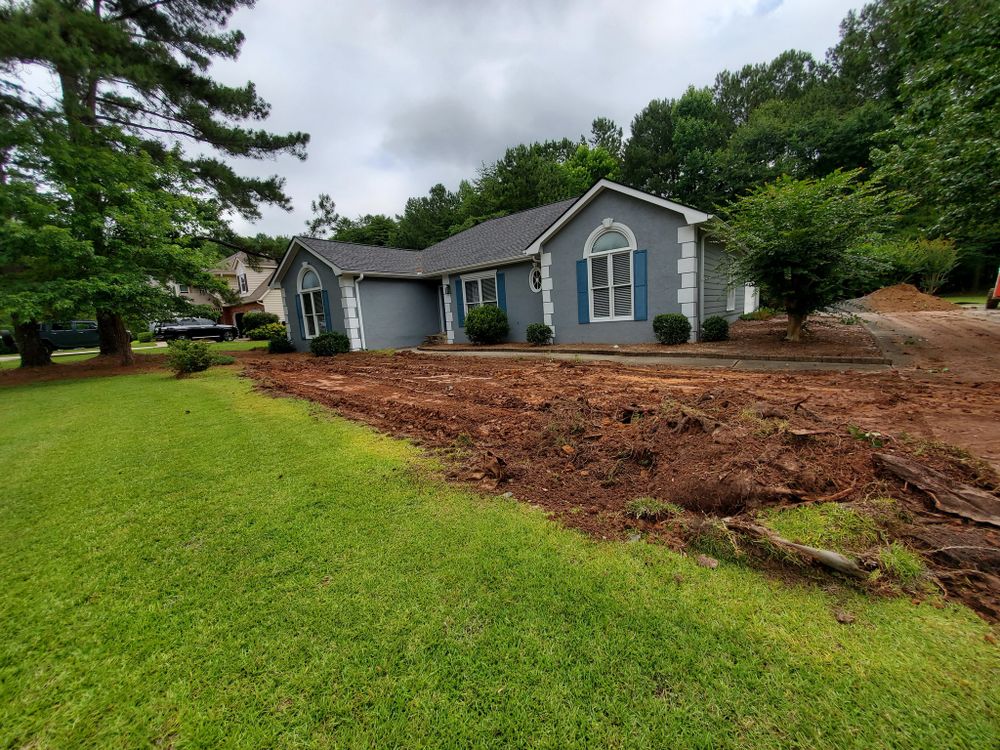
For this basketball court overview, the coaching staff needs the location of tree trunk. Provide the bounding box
[96,311,134,366]
[12,317,52,368]
[786,312,807,342]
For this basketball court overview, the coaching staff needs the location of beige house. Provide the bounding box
[172,252,286,330]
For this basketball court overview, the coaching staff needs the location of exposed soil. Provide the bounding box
[423,314,883,360]
[855,283,957,313]
[245,351,1000,620]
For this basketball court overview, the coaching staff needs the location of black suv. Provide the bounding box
[155,317,238,342]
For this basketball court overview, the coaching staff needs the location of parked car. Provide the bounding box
[155,317,238,342]
[38,320,125,353]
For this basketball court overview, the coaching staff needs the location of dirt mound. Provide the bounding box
[859,284,956,313]
[245,352,1000,620]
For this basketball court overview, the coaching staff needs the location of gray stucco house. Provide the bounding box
[270,179,758,351]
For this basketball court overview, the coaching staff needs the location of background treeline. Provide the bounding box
[309,0,996,291]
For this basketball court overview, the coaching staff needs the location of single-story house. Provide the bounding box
[270,179,757,351]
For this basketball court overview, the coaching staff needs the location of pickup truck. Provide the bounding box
[155,317,238,342]
[3,321,135,354]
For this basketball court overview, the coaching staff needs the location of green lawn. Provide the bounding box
[940,293,989,304]
[1,368,997,748]
[0,340,265,369]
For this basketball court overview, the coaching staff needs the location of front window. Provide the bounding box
[178,284,189,294]
[298,267,326,339]
[463,273,498,317]
[239,273,249,293]
[586,225,635,321]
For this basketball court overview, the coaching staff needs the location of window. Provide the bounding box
[463,272,498,317]
[73,321,98,331]
[585,224,635,322]
[726,283,737,312]
[238,273,249,293]
[528,266,543,293]
[178,284,189,294]
[298,267,326,339]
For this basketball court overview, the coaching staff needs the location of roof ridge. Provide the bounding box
[296,235,421,253]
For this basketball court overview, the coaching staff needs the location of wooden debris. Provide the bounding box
[875,453,1000,528]
[725,520,868,579]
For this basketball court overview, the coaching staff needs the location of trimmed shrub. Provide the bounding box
[137,331,154,343]
[242,311,279,334]
[310,330,351,356]
[465,306,509,345]
[653,313,691,345]
[249,322,287,341]
[701,315,730,342]
[165,339,214,376]
[526,323,553,346]
[268,337,296,354]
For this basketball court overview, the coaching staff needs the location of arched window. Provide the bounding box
[585,221,636,321]
[298,266,326,339]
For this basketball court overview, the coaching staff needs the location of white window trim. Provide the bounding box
[584,220,636,323]
[726,284,737,312]
[461,270,499,319]
[297,264,326,340]
[528,265,542,293]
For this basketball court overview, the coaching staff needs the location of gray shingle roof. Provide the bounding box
[293,237,424,275]
[290,198,576,277]
[422,198,576,273]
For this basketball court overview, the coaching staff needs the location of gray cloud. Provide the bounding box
[210,0,862,236]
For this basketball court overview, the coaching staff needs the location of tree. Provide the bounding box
[394,183,464,249]
[707,170,907,341]
[669,87,730,208]
[713,49,823,126]
[589,117,623,162]
[333,214,398,246]
[874,0,999,264]
[305,194,340,237]
[475,139,583,215]
[0,0,309,364]
[620,99,678,196]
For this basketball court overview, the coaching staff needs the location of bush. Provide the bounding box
[242,311,279,334]
[739,307,777,321]
[249,322,287,341]
[268,337,296,354]
[465,306,509,345]
[701,315,729,342]
[310,330,351,356]
[165,339,214,376]
[526,322,553,346]
[653,313,691,345]
[137,331,153,343]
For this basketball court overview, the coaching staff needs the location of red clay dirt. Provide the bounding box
[856,283,957,313]
[244,351,1000,620]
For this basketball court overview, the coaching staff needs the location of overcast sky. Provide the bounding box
[39,0,866,236]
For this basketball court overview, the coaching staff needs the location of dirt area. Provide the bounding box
[855,283,958,313]
[245,351,1000,620]
[424,314,884,361]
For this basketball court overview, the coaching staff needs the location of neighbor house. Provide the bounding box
[270,179,756,351]
[172,251,286,331]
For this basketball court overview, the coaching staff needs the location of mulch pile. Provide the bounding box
[857,283,957,313]
[245,352,1000,620]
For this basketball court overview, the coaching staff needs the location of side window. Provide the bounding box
[74,321,98,331]
[51,322,72,331]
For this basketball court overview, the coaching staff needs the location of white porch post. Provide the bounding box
[338,275,364,351]
[540,251,555,341]
[677,225,699,342]
[442,275,455,344]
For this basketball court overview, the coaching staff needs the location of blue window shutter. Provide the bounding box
[576,259,589,324]
[294,295,305,338]
[633,250,647,321]
[321,289,332,332]
[454,278,465,327]
[496,272,507,312]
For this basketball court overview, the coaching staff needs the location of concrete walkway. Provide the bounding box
[0,341,167,363]
[411,347,891,372]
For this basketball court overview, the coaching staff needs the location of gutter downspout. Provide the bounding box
[355,273,367,351]
[697,229,705,342]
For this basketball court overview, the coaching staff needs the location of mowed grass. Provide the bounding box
[940,293,990,305]
[1,369,998,748]
[0,340,264,369]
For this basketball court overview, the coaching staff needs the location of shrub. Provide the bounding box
[137,331,154,343]
[165,339,214,376]
[249,322,287,341]
[465,306,509,345]
[739,307,776,321]
[268,337,296,354]
[653,313,691,345]
[310,330,351,356]
[242,311,279,334]
[212,354,236,366]
[701,315,729,342]
[526,322,553,346]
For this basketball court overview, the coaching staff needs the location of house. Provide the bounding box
[270,179,755,351]
[172,252,286,331]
